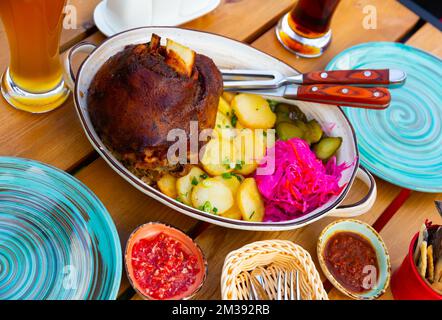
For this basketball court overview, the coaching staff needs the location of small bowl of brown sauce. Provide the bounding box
[317,219,391,300]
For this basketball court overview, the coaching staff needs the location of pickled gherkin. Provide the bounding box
[276,122,304,141]
[314,137,343,160]
[275,112,292,125]
[274,103,308,122]
[293,120,308,133]
[275,103,291,114]
[304,120,323,144]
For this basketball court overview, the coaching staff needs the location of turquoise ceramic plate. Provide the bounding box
[327,42,442,192]
[0,157,121,300]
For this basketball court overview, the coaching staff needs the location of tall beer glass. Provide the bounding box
[0,0,69,113]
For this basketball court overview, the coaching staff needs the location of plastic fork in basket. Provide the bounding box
[277,270,301,300]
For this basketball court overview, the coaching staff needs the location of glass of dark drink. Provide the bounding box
[276,0,341,58]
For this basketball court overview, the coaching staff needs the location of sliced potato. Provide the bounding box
[222,92,236,104]
[233,129,267,175]
[201,137,235,176]
[191,178,234,214]
[218,97,233,117]
[215,111,236,140]
[232,94,276,129]
[237,178,265,222]
[157,174,178,199]
[214,174,242,194]
[176,166,206,205]
[220,205,242,220]
[236,121,246,130]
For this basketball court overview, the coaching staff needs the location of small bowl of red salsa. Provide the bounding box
[317,219,391,300]
[125,223,207,300]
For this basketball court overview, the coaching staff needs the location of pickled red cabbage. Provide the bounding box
[255,138,350,222]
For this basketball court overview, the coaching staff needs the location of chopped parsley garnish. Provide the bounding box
[217,124,221,128]
[191,177,199,186]
[199,201,213,213]
[222,172,232,179]
[235,160,245,171]
[231,114,238,127]
[249,211,256,219]
[200,173,208,180]
[213,207,218,214]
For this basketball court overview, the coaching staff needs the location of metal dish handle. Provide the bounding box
[63,42,97,90]
[328,166,377,218]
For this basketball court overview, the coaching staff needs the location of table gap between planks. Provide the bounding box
[0,0,438,301]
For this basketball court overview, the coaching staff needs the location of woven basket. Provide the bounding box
[221,240,328,300]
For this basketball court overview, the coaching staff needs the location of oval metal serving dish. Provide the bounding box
[65,27,376,231]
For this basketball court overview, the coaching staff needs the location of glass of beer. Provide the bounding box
[276,0,341,58]
[0,0,70,113]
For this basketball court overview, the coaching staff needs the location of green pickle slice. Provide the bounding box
[314,137,343,160]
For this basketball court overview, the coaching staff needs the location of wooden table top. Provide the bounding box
[0,0,440,300]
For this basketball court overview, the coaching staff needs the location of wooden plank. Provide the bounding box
[74,158,198,296]
[0,0,295,172]
[252,0,419,73]
[406,23,442,58]
[182,0,295,42]
[327,23,442,300]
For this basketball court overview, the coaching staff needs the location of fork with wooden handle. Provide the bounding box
[222,69,407,109]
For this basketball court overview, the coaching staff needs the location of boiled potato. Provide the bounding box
[222,92,236,104]
[218,96,233,117]
[233,129,267,175]
[220,205,242,220]
[215,111,236,140]
[236,121,246,130]
[232,94,276,129]
[237,178,265,222]
[201,137,236,176]
[191,178,234,214]
[176,166,206,205]
[158,174,178,199]
[214,174,242,194]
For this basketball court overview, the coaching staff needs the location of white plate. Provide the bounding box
[94,0,221,37]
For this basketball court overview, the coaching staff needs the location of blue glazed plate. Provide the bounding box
[0,157,121,300]
[326,42,442,192]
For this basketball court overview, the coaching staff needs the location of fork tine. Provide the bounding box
[290,271,295,300]
[223,80,280,90]
[284,271,289,300]
[250,279,259,300]
[220,69,279,77]
[277,271,282,300]
[296,271,301,300]
[221,69,285,90]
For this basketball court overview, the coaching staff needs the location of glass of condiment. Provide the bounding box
[0,0,70,113]
[276,0,341,58]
